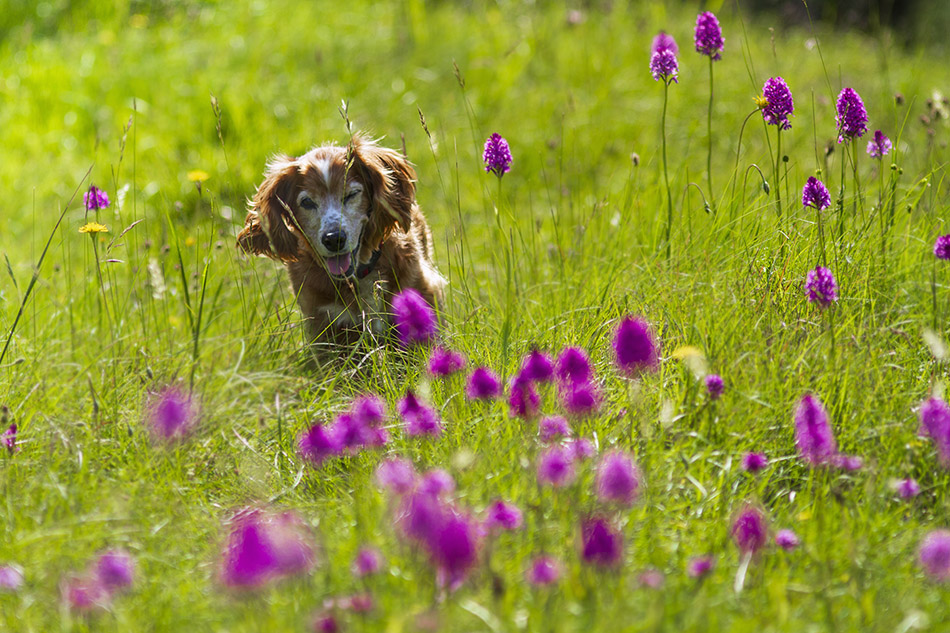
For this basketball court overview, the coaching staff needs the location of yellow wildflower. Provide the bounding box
[753,95,769,109]
[79,222,109,234]
[187,170,210,183]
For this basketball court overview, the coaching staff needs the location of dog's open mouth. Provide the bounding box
[324,245,360,279]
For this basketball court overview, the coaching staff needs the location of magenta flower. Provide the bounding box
[391,288,437,345]
[526,556,561,586]
[397,490,447,545]
[836,87,869,142]
[919,530,950,581]
[741,452,768,473]
[508,375,540,419]
[62,574,109,611]
[432,512,480,591]
[687,555,715,578]
[220,509,315,589]
[568,437,597,461]
[638,569,665,589]
[731,506,768,555]
[374,457,417,495]
[399,390,442,437]
[94,550,134,592]
[299,423,343,466]
[418,468,455,497]
[520,350,555,383]
[466,367,502,400]
[483,133,513,177]
[761,77,794,130]
[2,423,17,455]
[537,445,576,487]
[352,547,384,578]
[802,176,832,210]
[867,130,892,158]
[83,185,110,212]
[595,451,641,506]
[794,394,838,466]
[935,235,950,260]
[694,12,724,60]
[805,265,838,308]
[774,529,800,551]
[650,49,678,84]
[705,374,724,400]
[580,517,623,567]
[427,347,466,376]
[332,413,372,451]
[351,394,387,428]
[313,613,339,633]
[485,500,523,531]
[613,317,659,376]
[556,347,593,384]
[538,415,571,442]
[832,454,863,471]
[898,478,921,499]
[920,397,950,464]
[148,387,195,441]
[651,31,678,54]
[0,565,23,591]
[559,379,601,416]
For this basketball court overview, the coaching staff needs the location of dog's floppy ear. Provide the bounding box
[237,155,300,261]
[352,134,416,235]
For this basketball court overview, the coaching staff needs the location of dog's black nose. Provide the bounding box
[320,229,348,253]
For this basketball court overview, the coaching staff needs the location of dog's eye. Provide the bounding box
[343,190,360,204]
[299,197,317,210]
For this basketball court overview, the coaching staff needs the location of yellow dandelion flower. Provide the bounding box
[753,94,769,109]
[79,222,109,234]
[187,170,210,183]
[185,237,196,247]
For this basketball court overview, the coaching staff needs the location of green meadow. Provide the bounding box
[1,0,949,630]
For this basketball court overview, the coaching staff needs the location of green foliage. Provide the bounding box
[0,0,948,630]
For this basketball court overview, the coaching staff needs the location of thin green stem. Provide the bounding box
[838,140,847,239]
[731,109,760,211]
[662,81,673,260]
[707,58,715,210]
[878,159,886,264]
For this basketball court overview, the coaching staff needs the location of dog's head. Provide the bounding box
[237,134,415,279]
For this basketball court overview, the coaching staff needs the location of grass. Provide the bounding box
[1,0,949,630]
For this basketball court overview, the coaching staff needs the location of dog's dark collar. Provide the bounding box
[355,249,382,280]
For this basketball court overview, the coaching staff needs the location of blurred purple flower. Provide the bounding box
[333,413,372,451]
[398,490,446,545]
[483,133,513,177]
[613,317,660,376]
[741,452,768,473]
[313,613,339,633]
[521,350,555,383]
[898,478,921,499]
[556,347,593,384]
[595,451,641,506]
[694,12,724,60]
[0,565,23,591]
[705,374,724,400]
[775,529,800,551]
[638,569,665,589]
[537,445,576,487]
[580,517,623,567]
[148,387,195,441]
[84,185,110,212]
[392,288,437,346]
[539,415,571,442]
[351,394,387,428]
[352,547,384,578]
[399,390,442,437]
[920,530,950,581]
[466,367,502,400]
[375,457,417,495]
[805,265,838,308]
[802,176,831,210]
[687,555,715,578]
[761,77,794,130]
[299,423,343,466]
[920,397,950,464]
[832,454,863,471]
[568,437,597,461]
[2,423,17,455]
[62,574,109,611]
[485,500,523,531]
[95,549,134,593]
[559,379,601,416]
[221,509,315,589]
[836,87,869,142]
[418,468,455,497]
[526,556,561,586]
[935,235,950,260]
[650,49,679,84]
[428,347,467,376]
[432,512,480,591]
[508,375,541,419]
[867,130,892,158]
[794,394,838,466]
[731,506,768,555]
[651,31,678,54]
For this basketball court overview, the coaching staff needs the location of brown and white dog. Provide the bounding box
[237,134,445,343]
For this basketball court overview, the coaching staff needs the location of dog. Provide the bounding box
[237,134,445,343]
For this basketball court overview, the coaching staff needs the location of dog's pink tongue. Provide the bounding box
[327,253,351,276]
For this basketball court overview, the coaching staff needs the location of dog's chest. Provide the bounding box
[320,274,386,333]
